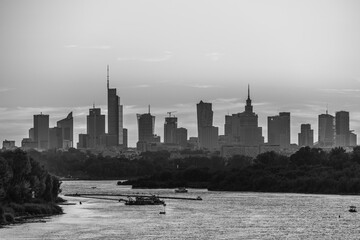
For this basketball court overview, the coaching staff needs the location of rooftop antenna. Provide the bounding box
[148,105,151,114]
[107,65,109,89]
[326,104,328,114]
[93,102,95,108]
[248,84,250,99]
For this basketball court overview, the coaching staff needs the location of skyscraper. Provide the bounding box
[335,111,350,147]
[268,112,291,148]
[175,127,188,148]
[34,113,49,150]
[57,112,73,149]
[224,86,264,146]
[164,116,177,144]
[318,111,335,147]
[87,107,105,148]
[298,124,314,147]
[197,101,218,150]
[137,107,156,143]
[107,65,124,147]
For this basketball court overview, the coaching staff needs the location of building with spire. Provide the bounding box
[224,85,264,146]
[103,65,127,148]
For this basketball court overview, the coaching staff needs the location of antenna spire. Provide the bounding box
[107,65,109,89]
[247,84,250,99]
[148,105,151,114]
[326,104,328,115]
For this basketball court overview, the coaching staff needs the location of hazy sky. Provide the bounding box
[1,0,360,147]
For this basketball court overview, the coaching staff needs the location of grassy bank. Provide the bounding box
[0,201,63,226]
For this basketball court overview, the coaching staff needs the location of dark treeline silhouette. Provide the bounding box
[122,147,360,195]
[0,149,62,225]
[13,146,360,195]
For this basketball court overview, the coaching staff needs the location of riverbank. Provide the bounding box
[0,202,63,227]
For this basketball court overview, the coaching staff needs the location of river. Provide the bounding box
[1,180,360,239]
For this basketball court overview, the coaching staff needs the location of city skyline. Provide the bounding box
[1,0,360,147]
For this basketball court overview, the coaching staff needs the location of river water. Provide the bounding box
[1,180,360,239]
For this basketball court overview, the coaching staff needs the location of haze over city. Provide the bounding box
[1,0,360,147]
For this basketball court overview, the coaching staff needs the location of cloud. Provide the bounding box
[117,51,172,63]
[205,52,223,61]
[0,88,14,93]
[64,45,111,50]
[318,88,360,95]
[125,84,150,88]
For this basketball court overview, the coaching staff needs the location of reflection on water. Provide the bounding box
[2,180,360,239]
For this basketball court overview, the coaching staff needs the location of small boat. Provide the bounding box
[175,187,188,193]
[349,206,357,212]
[119,195,165,205]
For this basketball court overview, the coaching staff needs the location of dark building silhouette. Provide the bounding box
[335,111,350,147]
[136,106,160,151]
[49,127,62,149]
[87,107,105,148]
[2,140,15,150]
[298,124,314,147]
[106,65,124,147]
[197,101,218,150]
[77,133,89,149]
[224,86,264,146]
[34,113,49,150]
[164,116,177,144]
[318,111,335,147]
[268,112,291,149]
[57,112,73,149]
[175,127,188,148]
[350,131,357,146]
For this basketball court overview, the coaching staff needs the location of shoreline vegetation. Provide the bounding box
[0,150,63,226]
[3,146,360,226]
[119,147,360,195]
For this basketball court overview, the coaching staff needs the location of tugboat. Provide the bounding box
[119,195,165,205]
[175,187,188,193]
[349,206,357,212]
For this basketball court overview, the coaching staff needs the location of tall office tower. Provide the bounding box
[49,127,62,149]
[77,133,89,149]
[87,107,105,148]
[350,132,357,146]
[298,124,314,147]
[268,112,291,148]
[318,111,335,147]
[29,128,34,141]
[137,107,156,143]
[224,86,264,146]
[164,116,177,144]
[175,127,188,148]
[34,113,49,150]
[197,101,218,150]
[335,111,350,147]
[122,128,128,148]
[107,65,124,147]
[57,112,73,149]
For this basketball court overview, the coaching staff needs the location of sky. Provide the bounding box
[1,0,360,147]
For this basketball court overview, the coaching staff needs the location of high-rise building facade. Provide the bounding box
[224,86,264,146]
[107,65,124,147]
[268,112,291,148]
[137,111,155,143]
[335,111,350,147]
[164,116,177,144]
[87,107,105,148]
[298,124,314,147]
[175,127,188,148]
[34,113,49,150]
[57,112,73,149]
[318,112,335,147]
[197,101,218,150]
